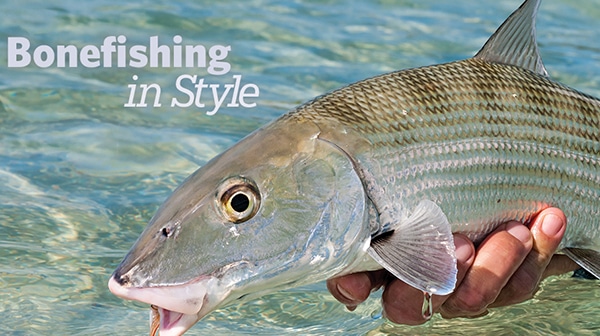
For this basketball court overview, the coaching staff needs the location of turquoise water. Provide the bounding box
[1,0,599,335]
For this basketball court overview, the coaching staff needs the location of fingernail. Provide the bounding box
[506,222,531,243]
[336,283,356,303]
[454,235,473,262]
[540,214,563,237]
[335,283,359,311]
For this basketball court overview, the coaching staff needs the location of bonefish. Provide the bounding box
[109,1,600,335]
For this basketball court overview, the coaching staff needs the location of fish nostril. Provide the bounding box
[113,272,131,286]
[161,225,177,238]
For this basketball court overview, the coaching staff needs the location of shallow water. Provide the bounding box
[1,0,599,335]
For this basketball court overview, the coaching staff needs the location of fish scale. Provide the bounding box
[290,57,600,249]
[297,60,600,147]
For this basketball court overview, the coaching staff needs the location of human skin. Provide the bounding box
[326,208,578,324]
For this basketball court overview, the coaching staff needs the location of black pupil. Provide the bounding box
[231,193,250,213]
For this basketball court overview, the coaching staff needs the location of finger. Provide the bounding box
[534,209,578,278]
[381,234,475,325]
[490,208,572,306]
[440,221,533,318]
[542,254,579,278]
[326,269,388,311]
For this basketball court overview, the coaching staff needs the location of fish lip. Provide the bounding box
[109,275,229,336]
[108,275,214,316]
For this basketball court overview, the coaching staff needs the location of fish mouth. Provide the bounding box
[108,276,222,336]
[151,306,201,336]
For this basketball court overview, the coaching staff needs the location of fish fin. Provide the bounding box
[573,268,597,280]
[562,248,600,279]
[474,0,548,77]
[367,200,457,295]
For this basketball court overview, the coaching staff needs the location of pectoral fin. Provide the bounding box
[368,200,457,295]
[563,247,600,279]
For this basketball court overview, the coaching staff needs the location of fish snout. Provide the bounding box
[110,269,132,287]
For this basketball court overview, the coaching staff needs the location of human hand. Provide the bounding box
[326,208,579,324]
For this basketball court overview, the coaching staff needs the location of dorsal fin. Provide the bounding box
[474,0,548,77]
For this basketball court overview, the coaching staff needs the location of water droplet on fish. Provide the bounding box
[421,291,433,320]
[228,226,240,237]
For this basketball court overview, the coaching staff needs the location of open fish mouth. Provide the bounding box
[150,306,202,336]
[108,276,220,336]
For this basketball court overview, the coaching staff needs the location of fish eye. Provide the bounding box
[217,178,260,223]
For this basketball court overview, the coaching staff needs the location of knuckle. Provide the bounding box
[505,270,540,300]
[443,287,499,317]
[487,266,544,308]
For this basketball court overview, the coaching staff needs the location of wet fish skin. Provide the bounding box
[296,56,600,249]
[108,0,600,335]
[109,114,374,324]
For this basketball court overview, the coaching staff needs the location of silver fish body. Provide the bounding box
[295,56,600,251]
[108,1,600,335]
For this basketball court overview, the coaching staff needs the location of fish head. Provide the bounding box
[108,118,370,335]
